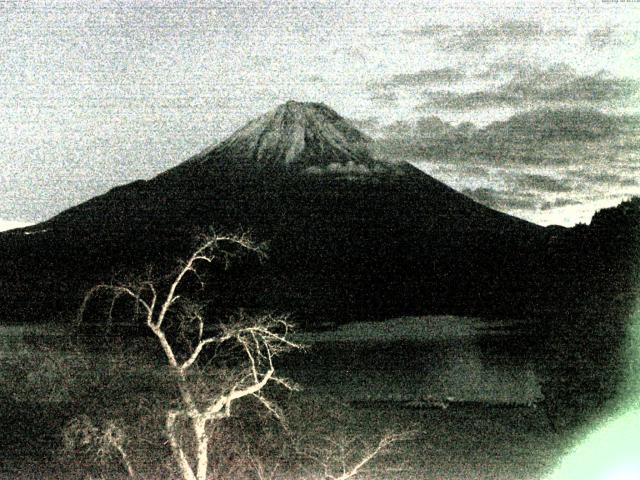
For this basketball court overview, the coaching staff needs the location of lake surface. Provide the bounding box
[0,316,545,405]
[285,316,544,405]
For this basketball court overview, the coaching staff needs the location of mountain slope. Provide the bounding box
[1,101,555,323]
[186,100,377,171]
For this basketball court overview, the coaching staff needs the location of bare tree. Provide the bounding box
[78,233,302,480]
[75,231,411,480]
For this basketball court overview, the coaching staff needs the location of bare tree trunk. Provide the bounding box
[194,416,210,480]
[167,411,197,480]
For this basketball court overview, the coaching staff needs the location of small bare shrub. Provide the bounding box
[63,414,136,478]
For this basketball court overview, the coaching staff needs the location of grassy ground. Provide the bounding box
[0,396,568,479]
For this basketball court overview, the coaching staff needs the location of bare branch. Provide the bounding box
[202,364,276,421]
[77,284,151,326]
[246,326,304,350]
[155,233,260,330]
[240,337,260,383]
[270,375,301,392]
[226,365,275,405]
[327,432,414,480]
[252,392,283,421]
[180,337,219,372]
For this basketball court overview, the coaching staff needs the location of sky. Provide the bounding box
[1,0,639,230]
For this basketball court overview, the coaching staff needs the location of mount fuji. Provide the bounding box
[0,101,636,326]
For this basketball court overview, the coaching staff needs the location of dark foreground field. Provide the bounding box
[0,399,567,480]
[0,318,577,479]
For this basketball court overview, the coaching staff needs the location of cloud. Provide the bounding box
[401,20,571,52]
[381,68,465,87]
[372,115,476,159]
[587,26,640,49]
[370,90,399,103]
[460,187,537,211]
[463,20,543,41]
[419,90,505,111]
[413,159,640,227]
[304,161,382,177]
[397,109,640,227]
[516,174,572,193]
[350,116,380,134]
[368,67,466,107]
[476,61,573,81]
[375,108,640,165]
[588,27,618,49]
[306,74,325,83]
[481,109,635,142]
[418,68,640,111]
[402,23,452,37]
[439,20,570,51]
[582,172,639,186]
[535,73,639,103]
[331,46,367,62]
[540,198,580,210]
[473,60,526,79]
[369,68,465,101]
